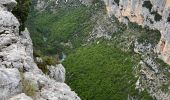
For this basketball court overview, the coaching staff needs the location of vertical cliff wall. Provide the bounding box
[103,0,170,65]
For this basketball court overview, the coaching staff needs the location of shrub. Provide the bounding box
[114,0,120,6]
[22,80,36,97]
[37,55,59,74]
[151,11,162,22]
[167,15,170,22]
[12,0,31,32]
[20,73,36,97]
[142,1,153,12]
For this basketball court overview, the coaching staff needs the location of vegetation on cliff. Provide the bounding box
[12,0,31,31]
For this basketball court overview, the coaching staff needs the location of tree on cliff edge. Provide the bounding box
[12,0,31,32]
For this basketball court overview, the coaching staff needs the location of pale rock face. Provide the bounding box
[48,64,66,82]
[0,0,17,11]
[40,82,80,100]
[0,68,22,100]
[35,0,46,11]
[103,0,170,64]
[0,0,80,99]
[9,93,33,100]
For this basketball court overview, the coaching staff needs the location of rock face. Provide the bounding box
[33,0,92,11]
[47,64,66,82]
[9,93,33,100]
[103,0,170,64]
[0,0,80,100]
[0,68,22,100]
[102,0,170,99]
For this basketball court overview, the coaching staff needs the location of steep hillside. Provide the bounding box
[26,0,170,99]
[104,0,170,64]
[27,0,106,55]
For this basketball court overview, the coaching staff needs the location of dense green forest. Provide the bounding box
[63,41,152,100]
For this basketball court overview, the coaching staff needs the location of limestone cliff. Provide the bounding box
[101,0,170,99]
[103,0,170,65]
[0,0,80,100]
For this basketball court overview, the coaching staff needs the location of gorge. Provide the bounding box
[1,0,170,100]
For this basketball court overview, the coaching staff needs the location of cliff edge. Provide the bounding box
[0,0,80,100]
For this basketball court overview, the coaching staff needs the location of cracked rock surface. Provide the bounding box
[0,0,80,100]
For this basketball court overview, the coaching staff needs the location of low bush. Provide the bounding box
[20,73,36,97]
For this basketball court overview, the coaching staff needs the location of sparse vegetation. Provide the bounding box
[34,50,59,73]
[114,0,120,6]
[128,22,161,44]
[20,72,36,97]
[142,1,153,12]
[151,11,162,22]
[160,84,170,92]
[167,15,170,22]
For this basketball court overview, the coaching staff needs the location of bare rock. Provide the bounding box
[9,93,33,100]
[48,64,66,83]
[0,68,22,100]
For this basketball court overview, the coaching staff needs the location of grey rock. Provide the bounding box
[103,0,170,64]
[48,64,66,82]
[0,68,22,100]
[9,93,33,100]
[0,0,80,99]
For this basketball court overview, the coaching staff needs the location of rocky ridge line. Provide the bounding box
[0,0,80,100]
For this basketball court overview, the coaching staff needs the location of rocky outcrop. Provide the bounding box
[0,0,80,100]
[47,64,66,82]
[33,0,92,11]
[103,0,170,65]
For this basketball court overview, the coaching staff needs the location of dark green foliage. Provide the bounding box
[151,11,162,21]
[63,42,152,100]
[167,15,170,22]
[12,0,31,32]
[160,84,170,92]
[128,22,161,44]
[114,0,120,6]
[149,18,154,24]
[143,1,162,22]
[155,58,170,68]
[27,4,105,55]
[27,1,160,99]
[142,1,153,12]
